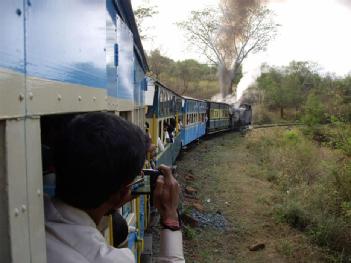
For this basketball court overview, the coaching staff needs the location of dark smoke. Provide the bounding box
[222,0,260,26]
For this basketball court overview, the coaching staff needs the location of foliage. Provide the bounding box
[147,49,219,98]
[178,3,278,97]
[246,128,351,260]
[133,4,158,40]
[302,93,327,126]
[254,61,320,119]
[247,60,351,129]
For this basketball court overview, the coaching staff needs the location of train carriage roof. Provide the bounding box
[183,96,207,103]
[114,0,149,72]
[154,79,182,98]
[205,100,231,107]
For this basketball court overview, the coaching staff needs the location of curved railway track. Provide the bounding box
[252,123,304,129]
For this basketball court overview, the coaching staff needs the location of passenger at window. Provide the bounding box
[45,113,184,263]
[178,119,183,130]
[163,122,171,144]
[157,136,165,153]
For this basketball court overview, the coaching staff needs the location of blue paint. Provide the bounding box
[181,98,208,145]
[134,60,145,105]
[156,134,182,166]
[114,44,119,67]
[106,1,118,97]
[116,15,134,100]
[25,0,107,88]
[128,231,137,251]
[139,196,145,238]
[181,123,206,146]
[0,0,25,73]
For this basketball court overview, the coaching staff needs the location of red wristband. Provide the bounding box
[162,218,180,228]
[161,211,181,231]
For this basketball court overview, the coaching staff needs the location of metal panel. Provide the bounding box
[0,69,26,119]
[116,15,134,100]
[107,96,134,112]
[26,77,107,115]
[25,0,107,89]
[0,121,10,261]
[0,119,31,263]
[25,118,46,263]
[106,0,118,98]
[134,61,145,106]
[0,0,25,118]
[25,0,108,115]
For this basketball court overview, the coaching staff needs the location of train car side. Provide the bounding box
[0,0,150,262]
[145,78,183,167]
[206,101,231,134]
[181,97,208,146]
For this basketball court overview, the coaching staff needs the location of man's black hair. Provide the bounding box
[54,112,148,209]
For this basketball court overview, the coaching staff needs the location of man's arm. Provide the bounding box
[153,165,185,263]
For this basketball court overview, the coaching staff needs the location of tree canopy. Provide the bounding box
[147,49,218,98]
[178,1,278,98]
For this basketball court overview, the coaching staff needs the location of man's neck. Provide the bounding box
[84,206,107,226]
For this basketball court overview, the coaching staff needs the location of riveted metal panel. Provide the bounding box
[107,96,134,112]
[26,77,108,115]
[0,0,25,119]
[25,118,46,263]
[0,69,26,120]
[0,121,10,262]
[24,0,108,116]
[25,0,107,90]
[4,119,31,263]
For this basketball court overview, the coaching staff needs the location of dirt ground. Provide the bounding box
[172,131,330,263]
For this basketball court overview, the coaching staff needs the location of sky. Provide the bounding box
[132,0,351,98]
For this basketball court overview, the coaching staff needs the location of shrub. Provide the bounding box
[302,93,327,126]
[247,127,351,259]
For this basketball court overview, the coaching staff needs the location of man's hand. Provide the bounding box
[153,165,180,223]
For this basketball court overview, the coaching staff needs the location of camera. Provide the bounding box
[131,169,162,195]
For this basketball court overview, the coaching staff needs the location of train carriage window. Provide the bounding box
[159,121,162,140]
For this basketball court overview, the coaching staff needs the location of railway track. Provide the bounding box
[252,122,304,129]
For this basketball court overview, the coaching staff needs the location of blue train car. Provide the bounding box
[181,97,208,146]
[206,101,231,134]
[145,78,183,166]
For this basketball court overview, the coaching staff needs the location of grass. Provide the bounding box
[176,131,330,262]
[245,127,351,261]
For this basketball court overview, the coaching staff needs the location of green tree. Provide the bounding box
[133,4,158,40]
[147,49,174,80]
[257,66,288,118]
[178,3,277,97]
[302,93,326,126]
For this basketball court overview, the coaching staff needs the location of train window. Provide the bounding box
[160,90,164,102]
[159,121,162,139]
[41,114,76,197]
